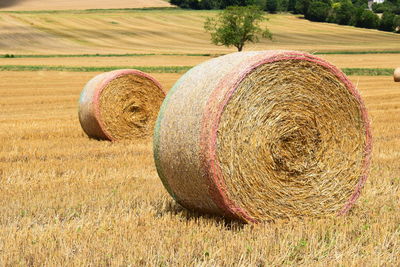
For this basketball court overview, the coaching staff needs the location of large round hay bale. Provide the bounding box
[79,69,165,141]
[394,68,400,82]
[154,50,372,223]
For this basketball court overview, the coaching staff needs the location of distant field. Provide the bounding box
[320,53,400,68]
[0,65,192,73]
[0,10,399,55]
[0,71,399,265]
[0,0,172,11]
[0,53,399,69]
[0,55,211,67]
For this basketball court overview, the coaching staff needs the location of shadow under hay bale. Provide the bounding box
[79,69,165,141]
[154,50,372,223]
[155,200,245,229]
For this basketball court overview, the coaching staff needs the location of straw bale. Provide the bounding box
[79,69,165,141]
[394,68,400,82]
[154,50,372,223]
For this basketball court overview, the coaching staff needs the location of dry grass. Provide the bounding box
[0,71,399,265]
[0,14,90,54]
[1,53,400,69]
[0,55,212,67]
[319,53,400,69]
[0,0,171,11]
[0,11,399,55]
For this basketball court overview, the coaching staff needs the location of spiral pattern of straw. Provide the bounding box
[79,69,165,141]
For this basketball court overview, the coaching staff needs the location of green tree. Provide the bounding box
[294,0,311,14]
[328,0,354,25]
[248,0,268,8]
[352,8,380,29]
[371,3,385,13]
[379,11,396,31]
[170,0,200,9]
[395,15,400,32]
[266,0,278,13]
[277,0,290,11]
[204,5,273,51]
[306,1,331,22]
[351,0,368,8]
[288,0,297,11]
[200,0,223,9]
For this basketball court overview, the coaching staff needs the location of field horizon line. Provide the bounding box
[0,7,180,14]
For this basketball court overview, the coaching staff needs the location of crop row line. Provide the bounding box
[1,51,400,59]
[0,65,394,75]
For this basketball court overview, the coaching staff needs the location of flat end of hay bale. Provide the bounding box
[79,69,165,141]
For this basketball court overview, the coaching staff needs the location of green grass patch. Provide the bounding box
[342,68,394,76]
[0,53,217,58]
[315,50,400,55]
[0,65,393,75]
[0,65,192,73]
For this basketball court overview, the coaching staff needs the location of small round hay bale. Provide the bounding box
[79,69,165,141]
[154,50,372,223]
[394,68,400,82]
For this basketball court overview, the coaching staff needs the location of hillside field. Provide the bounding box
[0,10,399,55]
[0,6,399,266]
[0,0,172,11]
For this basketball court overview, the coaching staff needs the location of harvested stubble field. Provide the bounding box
[0,10,399,55]
[0,55,211,67]
[0,70,399,265]
[0,0,172,11]
[1,53,400,69]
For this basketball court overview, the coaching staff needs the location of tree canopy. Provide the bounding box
[204,5,272,51]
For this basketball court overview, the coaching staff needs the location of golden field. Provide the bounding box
[0,6,399,266]
[0,0,171,11]
[0,53,400,69]
[0,10,399,55]
[0,71,399,265]
[0,55,211,67]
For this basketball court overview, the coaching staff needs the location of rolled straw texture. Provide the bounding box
[394,68,400,82]
[154,50,372,223]
[79,69,165,141]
